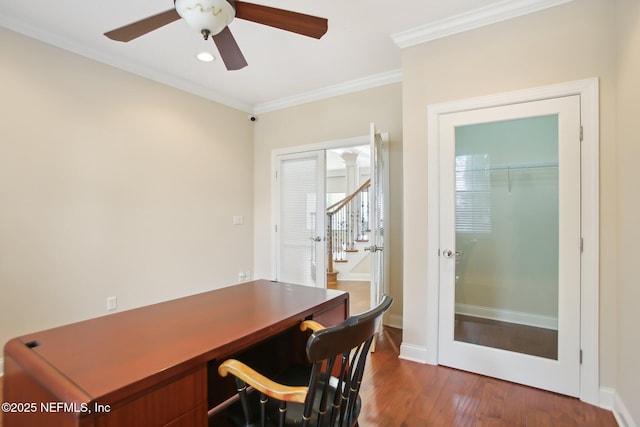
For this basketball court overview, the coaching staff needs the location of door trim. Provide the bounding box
[270,133,390,287]
[424,78,599,405]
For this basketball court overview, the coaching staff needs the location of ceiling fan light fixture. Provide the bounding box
[106,1,327,71]
[196,51,215,62]
[175,0,235,37]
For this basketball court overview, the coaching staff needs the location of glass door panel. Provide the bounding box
[453,116,559,360]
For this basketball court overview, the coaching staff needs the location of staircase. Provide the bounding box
[326,179,371,285]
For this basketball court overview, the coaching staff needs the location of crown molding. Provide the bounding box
[3,0,572,115]
[2,13,400,115]
[253,69,403,115]
[391,0,574,49]
[0,16,253,112]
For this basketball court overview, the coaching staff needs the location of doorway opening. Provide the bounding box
[273,127,389,315]
[325,144,372,314]
[326,128,388,316]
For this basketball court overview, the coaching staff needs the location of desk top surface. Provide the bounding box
[6,280,347,403]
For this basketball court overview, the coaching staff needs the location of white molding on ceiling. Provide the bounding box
[2,10,400,114]
[0,15,253,112]
[2,0,573,115]
[391,0,574,49]
[253,69,403,115]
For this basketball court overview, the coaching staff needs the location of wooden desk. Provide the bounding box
[2,280,348,427]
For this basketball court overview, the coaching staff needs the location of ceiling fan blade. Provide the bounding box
[212,27,248,71]
[235,1,328,39]
[104,9,181,42]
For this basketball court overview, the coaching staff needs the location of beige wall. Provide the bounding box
[0,28,254,351]
[402,0,620,396]
[252,84,404,323]
[615,0,640,422]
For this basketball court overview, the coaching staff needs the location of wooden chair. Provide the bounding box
[218,295,393,427]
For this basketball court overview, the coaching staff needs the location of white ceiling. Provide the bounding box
[0,0,570,113]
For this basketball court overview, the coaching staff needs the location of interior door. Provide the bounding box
[276,151,326,287]
[437,96,581,396]
[368,123,387,308]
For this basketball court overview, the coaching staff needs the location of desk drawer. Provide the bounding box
[94,366,207,427]
[312,297,349,327]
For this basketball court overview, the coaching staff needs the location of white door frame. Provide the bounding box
[271,133,389,287]
[425,78,599,405]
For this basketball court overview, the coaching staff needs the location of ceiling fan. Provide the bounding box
[104,0,328,71]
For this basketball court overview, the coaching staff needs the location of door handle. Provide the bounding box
[365,245,383,252]
[310,236,322,242]
[442,249,463,258]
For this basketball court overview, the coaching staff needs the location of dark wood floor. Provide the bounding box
[324,281,615,426]
[358,327,617,426]
[455,314,558,360]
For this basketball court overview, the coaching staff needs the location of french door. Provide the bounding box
[437,96,582,396]
[275,151,326,287]
[368,123,388,309]
[273,125,389,300]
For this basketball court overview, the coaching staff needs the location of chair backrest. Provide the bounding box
[301,295,393,427]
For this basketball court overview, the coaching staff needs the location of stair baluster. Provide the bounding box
[326,179,371,285]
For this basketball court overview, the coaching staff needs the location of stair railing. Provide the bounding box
[326,179,371,281]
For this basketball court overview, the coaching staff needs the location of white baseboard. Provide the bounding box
[384,314,403,329]
[612,390,637,427]
[456,303,558,330]
[336,273,371,281]
[399,343,429,364]
[600,387,615,410]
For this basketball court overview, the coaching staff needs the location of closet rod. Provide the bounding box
[456,161,558,173]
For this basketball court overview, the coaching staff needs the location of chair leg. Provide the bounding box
[278,400,287,427]
[260,393,268,427]
[234,378,253,425]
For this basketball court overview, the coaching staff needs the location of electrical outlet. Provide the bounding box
[238,272,247,282]
[107,296,117,311]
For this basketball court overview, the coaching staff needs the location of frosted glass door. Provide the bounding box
[438,96,581,396]
[453,116,560,359]
[276,151,326,287]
